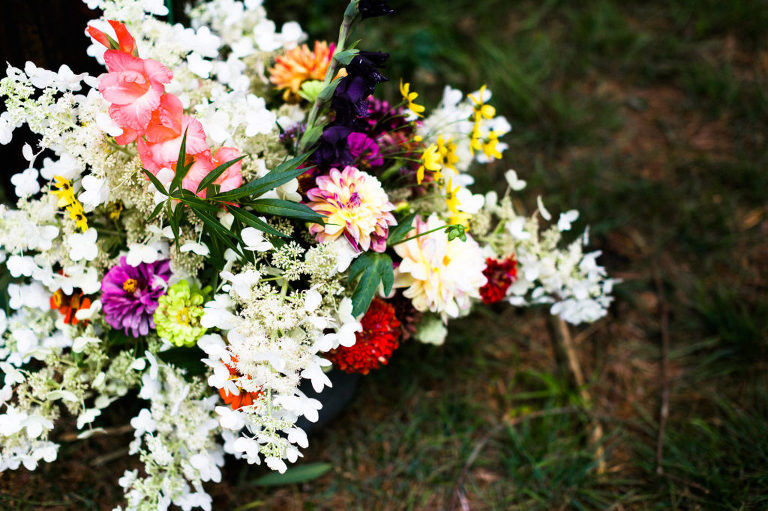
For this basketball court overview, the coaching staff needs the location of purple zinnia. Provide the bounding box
[348,132,384,168]
[101,257,172,338]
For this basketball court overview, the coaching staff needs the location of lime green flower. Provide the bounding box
[153,280,210,347]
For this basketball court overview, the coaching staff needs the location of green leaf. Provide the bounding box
[299,124,325,148]
[226,205,287,238]
[446,224,467,242]
[142,169,168,196]
[167,201,179,241]
[251,463,332,487]
[211,153,312,202]
[348,252,394,317]
[333,48,359,66]
[170,128,189,193]
[192,208,243,258]
[386,213,416,246]
[247,199,324,223]
[196,155,245,193]
[146,200,166,223]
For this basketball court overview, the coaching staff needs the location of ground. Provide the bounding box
[2,0,768,509]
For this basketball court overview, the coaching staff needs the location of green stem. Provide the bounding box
[392,224,453,246]
[299,1,358,152]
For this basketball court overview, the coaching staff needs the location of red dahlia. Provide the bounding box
[327,298,401,374]
[480,255,518,304]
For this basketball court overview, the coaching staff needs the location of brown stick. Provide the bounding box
[91,447,130,466]
[58,424,133,442]
[547,315,606,475]
[654,270,670,475]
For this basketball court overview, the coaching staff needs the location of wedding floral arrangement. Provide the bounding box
[0,0,616,508]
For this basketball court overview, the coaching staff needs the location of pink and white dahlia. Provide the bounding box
[393,214,487,318]
[307,166,396,252]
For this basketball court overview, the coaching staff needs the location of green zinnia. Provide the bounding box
[153,280,210,347]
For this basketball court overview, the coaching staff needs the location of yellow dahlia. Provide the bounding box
[269,41,335,101]
[393,214,487,318]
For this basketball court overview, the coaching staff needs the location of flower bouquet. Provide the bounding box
[0,0,616,508]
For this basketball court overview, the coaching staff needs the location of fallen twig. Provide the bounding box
[548,316,606,475]
[91,447,129,466]
[654,269,670,475]
[59,424,133,442]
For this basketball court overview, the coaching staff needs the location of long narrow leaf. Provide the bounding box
[211,153,312,202]
[226,205,287,238]
[142,169,168,196]
[170,128,189,193]
[146,201,165,223]
[196,155,245,193]
[247,199,324,223]
[251,463,332,487]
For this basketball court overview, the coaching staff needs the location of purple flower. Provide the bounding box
[348,132,384,168]
[314,125,353,170]
[101,257,172,338]
[331,51,389,126]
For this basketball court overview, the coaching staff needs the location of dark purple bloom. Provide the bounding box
[331,51,389,126]
[314,125,353,170]
[101,257,172,338]
[348,132,383,167]
[358,0,394,19]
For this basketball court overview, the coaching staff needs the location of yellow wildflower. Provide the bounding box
[109,201,123,221]
[67,202,89,232]
[51,176,76,208]
[400,80,425,118]
[436,136,459,173]
[481,130,503,160]
[417,144,442,184]
[445,178,472,227]
[467,85,496,122]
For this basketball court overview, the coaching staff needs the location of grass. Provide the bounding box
[3,0,768,508]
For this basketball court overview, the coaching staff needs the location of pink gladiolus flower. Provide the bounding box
[182,147,243,197]
[98,50,172,132]
[136,94,208,174]
[87,20,137,56]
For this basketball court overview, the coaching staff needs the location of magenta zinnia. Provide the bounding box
[101,257,171,338]
[307,166,396,252]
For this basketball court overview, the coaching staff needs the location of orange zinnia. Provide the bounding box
[50,289,91,325]
[218,356,264,410]
[269,41,335,101]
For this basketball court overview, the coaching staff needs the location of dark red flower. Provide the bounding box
[480,256,518,304]
[327,298,401,374]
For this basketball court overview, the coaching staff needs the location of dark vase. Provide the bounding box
[296,368,360,435]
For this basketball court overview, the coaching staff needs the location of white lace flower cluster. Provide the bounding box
[118,358,223,511]
[199,263,360,472]
[479,171,619,324]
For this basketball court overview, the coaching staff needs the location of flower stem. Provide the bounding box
[299,0,358,152]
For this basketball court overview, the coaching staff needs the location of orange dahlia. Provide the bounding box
[327,298,401,375]
[269,41,335,101]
